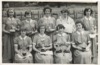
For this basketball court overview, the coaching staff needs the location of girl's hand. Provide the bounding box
[9,29,15,32]
[41,47,48,52]
[85,47,90,52]
[36,50,41,53]
[65,42,70,46]
[6,31,10,34]
[77,47,83,51]
[66,42,70,44]
[17,51,22,56]
[56,47,61,51]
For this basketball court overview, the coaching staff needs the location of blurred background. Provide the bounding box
[2,2,97,22]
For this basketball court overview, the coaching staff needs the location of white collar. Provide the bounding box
[84,16,92,20]
[39,34,46,37]
[43,15,52,19]
[19,36,27,40]
[76,30,84,35]
[57,33,66,36]
[25,19,33,23]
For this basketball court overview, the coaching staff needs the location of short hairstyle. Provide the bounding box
[37,25,46,33]
[43,7,52,14]
[56,24,65,30]
[84,8,93,16]
[7,8,16,18]
[24,11,32,17]
[19,27,27,35]
[61,9,69,14]
[75,21,86,30]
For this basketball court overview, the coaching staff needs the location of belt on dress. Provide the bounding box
[56,50,70,53]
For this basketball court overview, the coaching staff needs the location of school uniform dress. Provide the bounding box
[33,34,53,63]
[21,19,37,40]
[38,16,56,37]
[81,16,96,31]
[14,36,33,63]
[53,33,72,64]
[2,17,21,62]
[81,16,97,61]
[72,30,91,64]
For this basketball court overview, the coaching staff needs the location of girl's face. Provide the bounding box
[86,9,91,16]
[21,30,26,37]
[45,9,51,15]
[25,14,31,19]
[58,28,64,33]
[62,12,68,18]
[8,9,14,17]
[76,23,83,30]
[40,26,45,34]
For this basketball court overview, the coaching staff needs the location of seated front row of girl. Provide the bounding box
[14,21,92,64]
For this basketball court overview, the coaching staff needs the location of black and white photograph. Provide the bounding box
[2,1,98,64]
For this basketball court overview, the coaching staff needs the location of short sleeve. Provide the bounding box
[28,37,32,45]
[47,36,52,45]
[81,17,85,25]
[14,37,18,44]
[33,35,38,45]
[52,34,57,43]
[14,37,19,47]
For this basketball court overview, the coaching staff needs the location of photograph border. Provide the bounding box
[0,0,99,65]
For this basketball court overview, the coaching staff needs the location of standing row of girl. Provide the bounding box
[2,7,97,64]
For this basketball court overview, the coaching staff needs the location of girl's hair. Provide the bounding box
[75,20,86,30]
[19,27,27,35]
[84,8,93,16]
[43,7,52,14]
[37,25,46,33]
[56,24,65,30]
[7,8,16,17]
[24,11,32,17]
[61,9,69,15]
